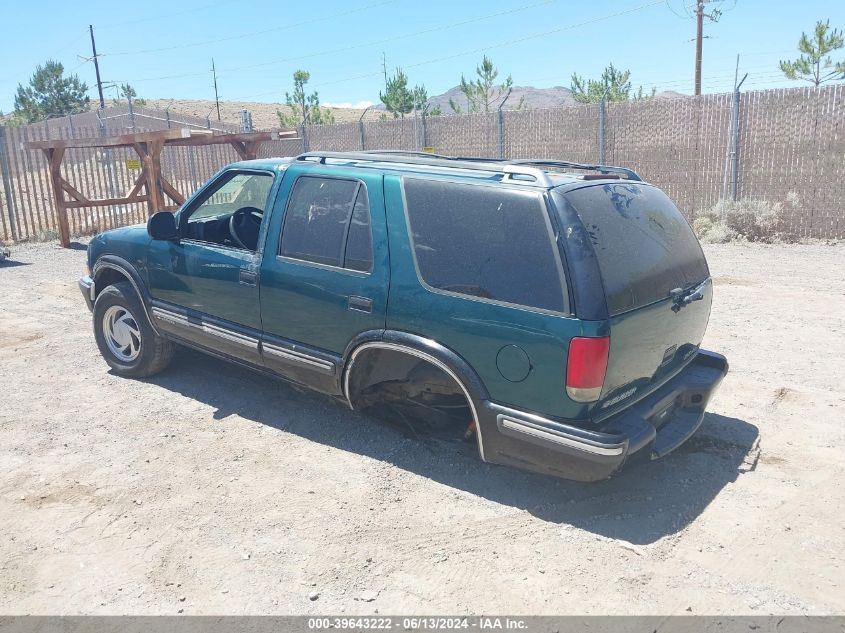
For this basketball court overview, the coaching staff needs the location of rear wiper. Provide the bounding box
[669,280,708,312]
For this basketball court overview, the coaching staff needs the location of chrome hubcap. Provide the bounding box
[103,305,142,362]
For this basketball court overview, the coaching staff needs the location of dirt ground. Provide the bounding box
[1,241,844,615]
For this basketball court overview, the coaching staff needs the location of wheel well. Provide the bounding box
[94,267,132,298]
[345,347,477,439]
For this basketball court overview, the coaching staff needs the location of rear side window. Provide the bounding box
[560,184,709,315]
[403,179,567,313]
[280,177,373,271]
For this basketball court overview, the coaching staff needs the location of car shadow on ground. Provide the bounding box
[144,348,759,546]
[0,259,31,268]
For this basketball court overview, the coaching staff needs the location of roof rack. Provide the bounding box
[509,159,641,181]
[297,151,554,187]
[295,151,642,185]
[365,152,641,180]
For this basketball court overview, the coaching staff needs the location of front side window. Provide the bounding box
[279,176,373,271]
[403,179,567,313]
[182,171,274,251]
[188,172,273,223]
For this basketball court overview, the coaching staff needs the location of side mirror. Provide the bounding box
[147,211,178,241]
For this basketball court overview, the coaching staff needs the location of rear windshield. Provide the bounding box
[558,183,709,316]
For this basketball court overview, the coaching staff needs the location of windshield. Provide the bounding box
[556,183,709,316]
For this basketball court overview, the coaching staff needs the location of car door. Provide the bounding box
[259,164,389,392]
[146,168,277,364]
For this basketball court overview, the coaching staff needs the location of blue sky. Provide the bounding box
[1,0,843,112]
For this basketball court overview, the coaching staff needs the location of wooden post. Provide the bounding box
[44,146,70,247]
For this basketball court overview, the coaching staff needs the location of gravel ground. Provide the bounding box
[1,240,844,615]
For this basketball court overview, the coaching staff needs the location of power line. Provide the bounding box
[96,0,240,30]
[103,0,397,57]
[236,0,667,99]
[109,0,556,84]
[214,0,555,76]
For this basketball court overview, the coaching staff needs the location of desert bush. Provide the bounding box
[31,228,59,243]
[694,196,800,243]
[693,216,738,243]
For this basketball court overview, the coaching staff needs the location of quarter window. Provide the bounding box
[279,177,373,271]
[403,179,567,313]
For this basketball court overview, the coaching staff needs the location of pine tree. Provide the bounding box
[779,20,845,86]
[276,70,335,127]
[13,60,89,123]
[570,64,654,104]
[450,55,514,114]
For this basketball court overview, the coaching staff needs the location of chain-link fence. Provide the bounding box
[1,84,843,243]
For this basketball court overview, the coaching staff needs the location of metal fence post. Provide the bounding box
[728,89,741,201]
[300,125,309,152]
[497,109,505,159]
[497,88,512,159]
[359,120,366,150]
[165,110,171,129]
[0,126,18,240]
[420,113,428,150]
[598,99,606,165]
[128,95,136,133]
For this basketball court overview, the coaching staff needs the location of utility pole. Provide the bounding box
[211,58,221,121]
[89,25,105,110]
[694,0,704,95]
[693,0,722,96]
[381,52,388,86]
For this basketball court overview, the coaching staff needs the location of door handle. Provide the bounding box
[239,269,257,286]
[348,295,373,313]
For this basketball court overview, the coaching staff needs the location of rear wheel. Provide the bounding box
[93,281,174,377]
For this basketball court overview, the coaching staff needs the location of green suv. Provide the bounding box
[79,151,728,482]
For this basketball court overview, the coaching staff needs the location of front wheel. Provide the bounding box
[92,281,174,377]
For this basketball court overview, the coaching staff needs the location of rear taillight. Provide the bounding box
[566,336,610,403]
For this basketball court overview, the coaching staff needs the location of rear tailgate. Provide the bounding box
[557,182,712,420]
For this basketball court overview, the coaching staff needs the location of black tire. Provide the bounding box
[92,281,174,377]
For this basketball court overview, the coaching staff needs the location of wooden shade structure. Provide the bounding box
[26,127,297,247]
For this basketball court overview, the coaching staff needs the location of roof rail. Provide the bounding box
[296,151,554,187]
[360,149,457,160]
[508,159,641,181]
[367,152,642,181]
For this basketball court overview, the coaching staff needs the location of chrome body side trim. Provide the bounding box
[262,343,335,372]
[150,307,259,350]
[342,341,486,462]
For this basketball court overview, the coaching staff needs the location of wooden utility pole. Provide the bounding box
[212,59,221,121]
[89,25,105,109]
[694,0,704,95]
[694,0,723,96]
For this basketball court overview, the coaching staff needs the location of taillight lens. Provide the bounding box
[566,336,610,402]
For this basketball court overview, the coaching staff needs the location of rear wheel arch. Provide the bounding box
[342,333,490,460]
